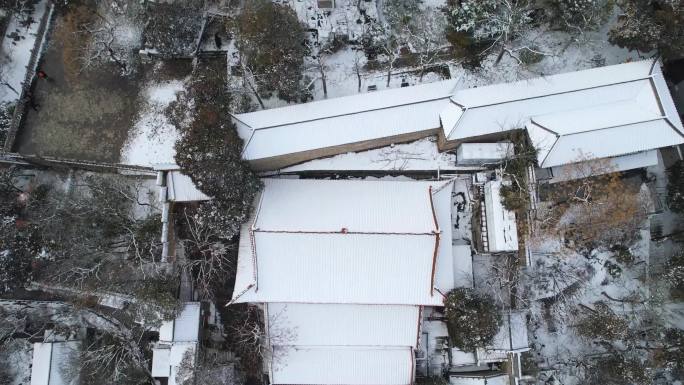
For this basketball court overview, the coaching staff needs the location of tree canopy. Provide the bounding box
[173,59,261,243]
[609,0,684,60]
[237,0,308,103]
[444,287,502,351]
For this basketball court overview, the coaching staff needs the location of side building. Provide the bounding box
[234,60,684,181]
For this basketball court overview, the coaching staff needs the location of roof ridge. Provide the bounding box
[453,77,651,111]
[253,229,438,236]
[558,116,669,137]
[248,95,453,131]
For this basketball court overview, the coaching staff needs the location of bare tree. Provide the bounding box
[352,49,364,93]
[179,204,236,300]
[444,0,535,65]
[77,0,143,74]
[231,305,297,373]
[401,7,449,80]
[537,155,650,250]
[0,63,20,97]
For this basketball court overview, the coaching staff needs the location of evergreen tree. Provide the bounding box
[173,59,262,242]
[237,0,309,103]
[551,0,615,32]
[609,0,684,60]
[444,288,502,351]
[668,160,684,213]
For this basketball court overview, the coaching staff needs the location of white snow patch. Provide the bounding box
[0,0,49,103]
[120,80,185,167]
[281,137,457,172]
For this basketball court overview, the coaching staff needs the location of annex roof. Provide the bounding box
[158,302,201,343]
[442,61,684,153]
[484,180,519,253]
[166,171,210,202]
[448,374,509,385]
[30,341,81,385]
[270,346,414,385]
[152,342,197,385]
[478,311,529,354]
[431,181,462,293]
[267,303,420,347]
[232,178,455,306]
[548,150,659,183]
[527,104,683,168]
[235,79,460,161]
[456,142,513,165]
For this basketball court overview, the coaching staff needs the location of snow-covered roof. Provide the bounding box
[232,178,456,306]
[270,346,414,385]
[454,245,475,288]
[152,347,171,377]
[448,374,509,385]
[484,180,519,253]
[232,178,459,385]
[456,143,513,165]
[152,342,197,385]
[235,79,460,162]
[548,150,659,183]
[254,178,437,233]
[432,182,474,292]
[159,302,201,343]
[267,303,420,347]
[238,230,440,304]
[442,61,684,157]
[166,171,210,202]
[450,348,478,367]
[30,341,81,385]
[169,343,196,385]
[479,311,529,355]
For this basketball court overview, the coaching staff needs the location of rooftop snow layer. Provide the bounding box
[526,90,683,168]
[30,341,81,385]
[267,303,420,347]
[235,79,460,161]
[241,231,440,304]
[270,346,414,385]
[167,171,210,202]
[443,60,684,145]
[254,178,437,233]
[158,302,201,343]
[484,180,519,253]
[232,178,455,306]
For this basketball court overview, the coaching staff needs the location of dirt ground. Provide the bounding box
[13,10,193,164]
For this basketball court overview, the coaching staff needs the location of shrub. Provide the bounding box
[609,0,684,61]
[665,253,684,300]
[237,0,308,102]
[586,354,649,385]
[576,302,628,340]
[667,160,684,213]
[173,60,262,242]
[551,0,614,31]
[444,288,502,351]
[611,244,635,265]
[519,47,544,65]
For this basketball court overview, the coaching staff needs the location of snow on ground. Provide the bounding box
[120,80,185,167]
[523,195,654,383]
[0,0,49,103]
[281,137,457,172]
[456,11,644,90]
[288,0,379,43]
[2,339,32,385]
